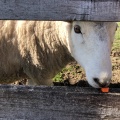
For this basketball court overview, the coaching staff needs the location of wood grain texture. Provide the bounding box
[0,0,120,21]
[0,85,120,120]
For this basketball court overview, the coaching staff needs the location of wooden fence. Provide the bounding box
[0,0,120,119]
[0,85,120,120]
[0,0,120,21]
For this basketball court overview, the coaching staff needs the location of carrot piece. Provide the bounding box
[101,87,109,93]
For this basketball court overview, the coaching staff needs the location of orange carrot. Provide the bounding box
[101,87,109,93]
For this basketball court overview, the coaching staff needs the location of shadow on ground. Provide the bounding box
[53,80,120,88]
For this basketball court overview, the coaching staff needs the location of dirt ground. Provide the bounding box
[111,49,120,83]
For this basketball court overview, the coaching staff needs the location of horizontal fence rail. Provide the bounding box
[0,0,120,21]
[0,85,120,120]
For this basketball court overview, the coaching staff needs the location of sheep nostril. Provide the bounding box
[93,77,109,87]
[93,78,100,84]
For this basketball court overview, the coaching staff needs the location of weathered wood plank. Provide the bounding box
[0,0,120,21]
[0,85,120,120]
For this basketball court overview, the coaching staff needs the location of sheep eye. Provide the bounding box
[74,25,82,34]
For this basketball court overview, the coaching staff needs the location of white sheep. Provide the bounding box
[0,21,117,88]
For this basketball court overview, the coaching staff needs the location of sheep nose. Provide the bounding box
[93,78,110,87]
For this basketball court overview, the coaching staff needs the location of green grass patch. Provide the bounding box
[53,65,74,82]
[52,72,63,82]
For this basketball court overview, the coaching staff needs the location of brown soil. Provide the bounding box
[111,49,120,84]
